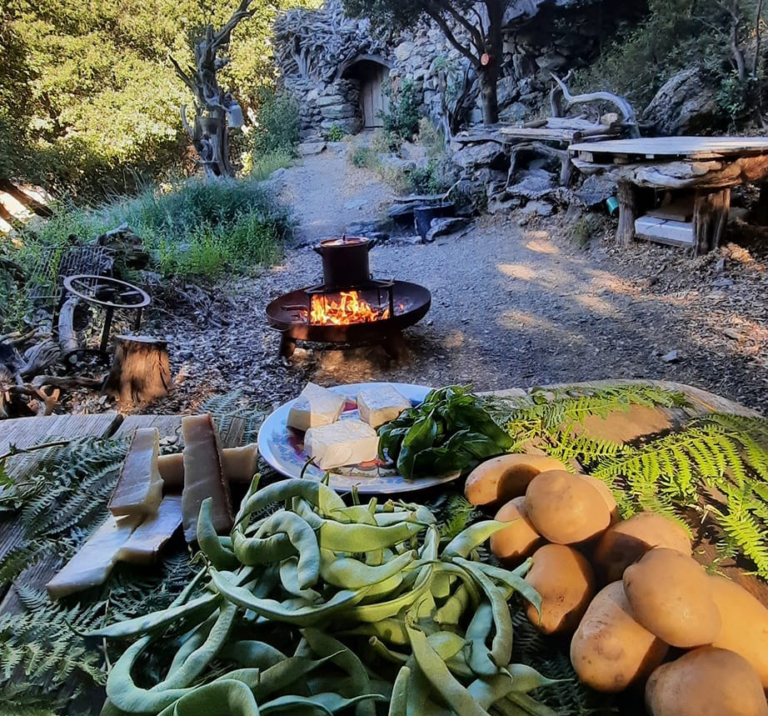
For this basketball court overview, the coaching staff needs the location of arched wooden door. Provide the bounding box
[359,63,390,129]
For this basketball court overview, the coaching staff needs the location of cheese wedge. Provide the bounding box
[158,444,259,488]
[46,514,142,599]
[287,383,345,432]
[118,495,183,564]
[109,428,163,517]
[181,414,233,543]
[304,419,378,470]
[357,385,411,428]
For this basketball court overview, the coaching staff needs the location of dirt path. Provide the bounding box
[150,151,767,416]
[278,144,394,245]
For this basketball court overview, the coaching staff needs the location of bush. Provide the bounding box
[348,146,380,170]
[251,88,301,156]
[325,124,345,142]
[11,177,293,284]
[382,79,421,142]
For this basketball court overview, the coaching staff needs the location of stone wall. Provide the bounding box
[275,0,647,138]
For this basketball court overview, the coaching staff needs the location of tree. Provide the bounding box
[170,0,258,179]
[343,0,508,126]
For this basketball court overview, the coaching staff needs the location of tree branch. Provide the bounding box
[753,0,765,76]
[431,0,485,54]
[423,7,478,65]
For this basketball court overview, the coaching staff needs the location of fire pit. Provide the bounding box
[266,237,431,358]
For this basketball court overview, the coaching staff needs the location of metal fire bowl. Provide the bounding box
[266,281,432,343]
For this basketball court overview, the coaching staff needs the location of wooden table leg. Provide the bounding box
[693,188,730,256]
[755,183,768,226]
[616,181,638,245]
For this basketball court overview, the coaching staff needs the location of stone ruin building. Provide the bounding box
[273,0,646,139]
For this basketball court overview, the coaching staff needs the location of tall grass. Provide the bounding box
[12,175,293,283]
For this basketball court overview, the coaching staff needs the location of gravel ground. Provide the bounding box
[135,149,767,416]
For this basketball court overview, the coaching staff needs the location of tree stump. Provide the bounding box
[693,188,730,256]
[616,181,638,246]
[103,336,171,406]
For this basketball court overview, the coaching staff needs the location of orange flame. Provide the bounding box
[310,291,390,326]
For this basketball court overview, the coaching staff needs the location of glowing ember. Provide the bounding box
[310,291,390,325]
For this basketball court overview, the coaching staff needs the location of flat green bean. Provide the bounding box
[237,479,345,522]
[368,636,409,664]
[346,564,433,622]
[405,617,488,716]
[89,592,219,639]
[198,498,239,570]
[464,601,497,677]
[232,529,296,566]
[152,601,237,691]
[318,520,425,553]
[388,666,410,716]
[469,560,542,616]
[426,632,465,661]
[260,693,384,716]
[254,654,339,700]
[506,664,565,694]
[337,618,410,646]
[467,675,516,710]
[434,583,472,626]
[155,679,260,716]
[505,692,558,716]
[442,521,507,559]
[167,614,217,679]
[279,557,322,602]
[456,558,513,671]
[359,573,403,603]
[319,548,415,589]
[405,659,431,716]
[210,568,366,626]
[218,640,286,669]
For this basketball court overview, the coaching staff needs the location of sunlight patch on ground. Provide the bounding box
[524,233,559,255]
[496,310,586,346]
[443,330,465,348]
[574,294,619,316]
[498,263,538,281]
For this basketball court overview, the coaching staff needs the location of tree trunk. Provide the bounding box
[479,64,499,127]
[103,336,171,406]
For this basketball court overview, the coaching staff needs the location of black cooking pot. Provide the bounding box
[313,236,377,288]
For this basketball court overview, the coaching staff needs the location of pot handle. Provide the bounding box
[312,245,324,256]
[366,239,378,251]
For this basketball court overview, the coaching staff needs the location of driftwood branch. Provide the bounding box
[550,73,639,138]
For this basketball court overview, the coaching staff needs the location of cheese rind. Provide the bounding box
[287,383,345,432]
[46,514,142,599]
[181,414,233,543]
[357,385,411,428]
[304,419,379,469]
[118,495,183,564]
[109,428,163,517]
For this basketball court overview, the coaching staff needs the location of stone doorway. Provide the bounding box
[339,56,391,130]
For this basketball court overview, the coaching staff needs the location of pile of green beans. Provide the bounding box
[92,477,561,716]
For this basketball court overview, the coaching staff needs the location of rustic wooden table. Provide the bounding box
[0,380,765,714]
[569,137,768,254]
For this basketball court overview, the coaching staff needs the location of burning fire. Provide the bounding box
[310,291,391,325]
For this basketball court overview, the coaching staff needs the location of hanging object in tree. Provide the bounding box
[170,0,255,179]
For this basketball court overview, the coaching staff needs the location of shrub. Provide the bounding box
[382,79,421,141]
[10,177,293,284]
[251,88,301,156]
[348,146,380,170]
[325,124,345,142]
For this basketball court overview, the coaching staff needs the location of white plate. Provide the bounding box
[257,382,462,494]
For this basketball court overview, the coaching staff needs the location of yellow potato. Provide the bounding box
[489,497,543,565]
[464,454,566,508]
[525,544,595,635]
[709,574,768,689]
[593,512,692,583]
[623,548,721,648]
[525,470,611,544]
[645,647,768,716]
[570,581,668,693]
[577,475,618,524]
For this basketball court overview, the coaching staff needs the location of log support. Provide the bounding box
[693,188,731,256]
[755,183,768,226]
[616,181,638,245]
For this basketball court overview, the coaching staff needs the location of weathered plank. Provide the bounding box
[570,136,768,160]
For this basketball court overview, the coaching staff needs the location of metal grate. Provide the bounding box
[25,244,115,309]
